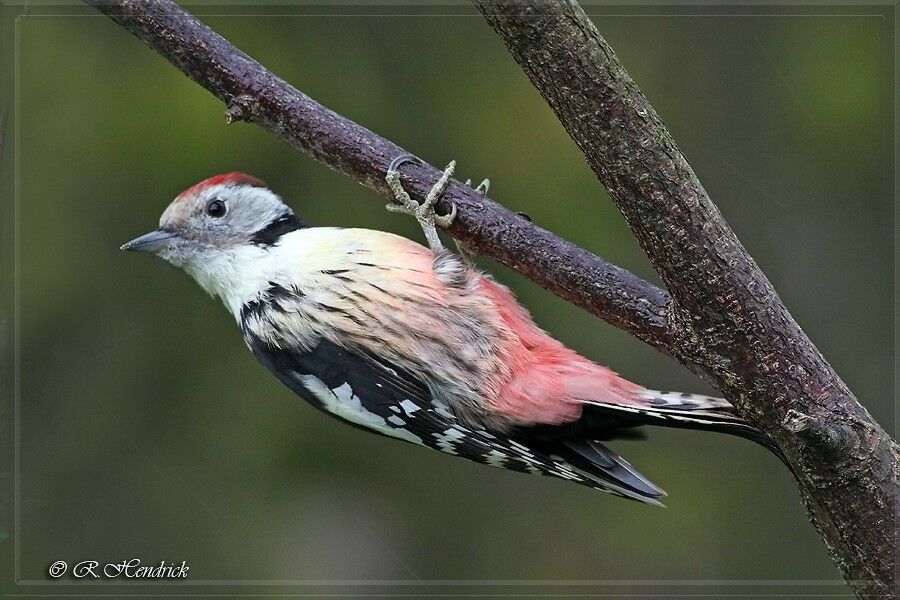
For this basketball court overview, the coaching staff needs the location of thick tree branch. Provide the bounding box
[472,1,897,597]
[84,0,675,353]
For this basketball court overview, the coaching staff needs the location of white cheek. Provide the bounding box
[179,245,271,311]
[157,247,188,267]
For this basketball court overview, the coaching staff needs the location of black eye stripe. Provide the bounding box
[206,198,227,218]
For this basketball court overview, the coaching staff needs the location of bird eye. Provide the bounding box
[206,199,227,218]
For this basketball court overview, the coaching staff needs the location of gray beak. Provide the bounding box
[120,229,178,253]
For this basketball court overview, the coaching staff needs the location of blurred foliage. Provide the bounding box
[4,3,890,591]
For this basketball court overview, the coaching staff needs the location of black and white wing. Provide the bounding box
[245,333,666,505]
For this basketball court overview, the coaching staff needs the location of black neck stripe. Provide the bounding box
[251,212,305,246]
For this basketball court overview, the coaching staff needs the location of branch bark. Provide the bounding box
[472,1,897,597]
[83,0,897,596]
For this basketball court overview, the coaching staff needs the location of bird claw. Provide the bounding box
[388,153,420,174]
[385,157,459,254]
[433,201,456,228]
[464,178,490,196]
[385,157,490,263]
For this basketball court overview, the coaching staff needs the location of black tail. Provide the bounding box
[512,390,789,505]
[584,390,788,466]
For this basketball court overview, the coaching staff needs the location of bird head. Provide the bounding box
[121,172,302,268]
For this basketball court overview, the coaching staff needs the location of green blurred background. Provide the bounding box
[2,2,893,596]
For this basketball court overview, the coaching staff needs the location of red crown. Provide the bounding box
[176,172,267,201]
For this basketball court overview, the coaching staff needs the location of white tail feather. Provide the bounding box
[638,389,733,411]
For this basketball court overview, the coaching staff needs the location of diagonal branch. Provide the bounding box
[84,0,674,353]
[472,1,897,597]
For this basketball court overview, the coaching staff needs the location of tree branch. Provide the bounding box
[83,0,675,353]
[472,1,897,597]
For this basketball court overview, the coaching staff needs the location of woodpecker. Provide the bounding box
[122,157,782,505]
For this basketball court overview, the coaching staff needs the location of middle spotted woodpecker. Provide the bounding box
[122,157,783,505]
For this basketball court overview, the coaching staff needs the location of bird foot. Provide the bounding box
[385,156,490,266]
[385,155,457,254]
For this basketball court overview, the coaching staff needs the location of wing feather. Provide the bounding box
[244,326,666,504]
